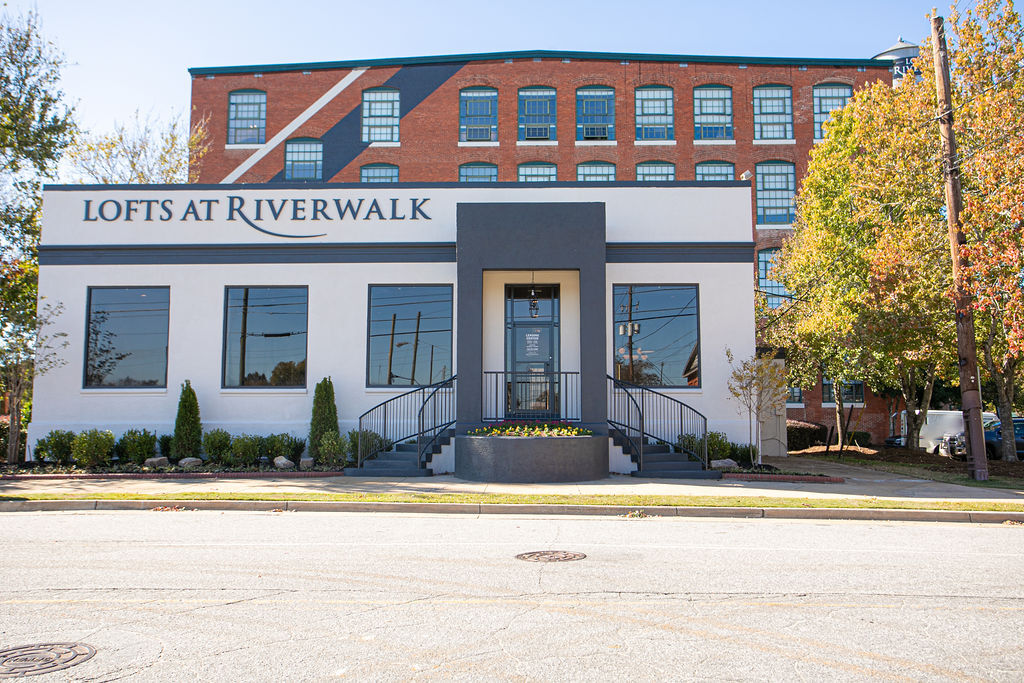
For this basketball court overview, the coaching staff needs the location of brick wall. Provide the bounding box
[787,382,898,446]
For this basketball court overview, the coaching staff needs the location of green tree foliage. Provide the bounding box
[725,348,788,465]
[308,377,338,462]
[171,380,202,460]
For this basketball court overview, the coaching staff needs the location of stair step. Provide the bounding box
[394,443,418,452]
[642,451,691,463]
[640,461,704,471]
[631,470,722,480]
[641,444,672,454]
[343,467,433,477]
[363,457,418,468]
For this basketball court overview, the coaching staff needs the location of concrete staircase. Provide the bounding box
[611,433,722,480]
[343,430,454,477]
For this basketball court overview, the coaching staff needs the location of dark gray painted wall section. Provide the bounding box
[456,202,607,435]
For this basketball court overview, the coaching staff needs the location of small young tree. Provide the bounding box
[171,379,202,460]
[308,376,338,462]
[725,348,789,466]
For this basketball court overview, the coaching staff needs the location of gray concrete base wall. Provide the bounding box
[454,435,608,483]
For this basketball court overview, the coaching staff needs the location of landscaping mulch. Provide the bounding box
[0,470,348,481]
[794,444,1024,478]
[722,472,844,483]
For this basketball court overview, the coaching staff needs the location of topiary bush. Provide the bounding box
[172,380,202,460]
[228,434,261,467]
[202,429,232,464]
[35,429,75,465]
[71,429,116,467]
[319,430,345,468]
[116,429,158,465]
[158,434,173,459]
[308,377,338,462]
[787,419,828,451]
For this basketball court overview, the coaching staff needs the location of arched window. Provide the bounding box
[758,248,789,308]
[460,87,498,142]
[518,87,556,141]
[753,85,793,140]
[693,85,732,140]
[361,89,400,142]
[755,161,796,224]
[813,83,853,139]
[459,162,498,182]
[360,163,398,183]
[517,162,556,182]
[695,161,735,182]
[284,138,323,181]
[227,90,266,144]
[576,87,615,141]
[635,86,673,140]
[636,161,675,181]
[577,161,615,182]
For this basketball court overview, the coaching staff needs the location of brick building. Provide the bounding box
[187,49,900,445]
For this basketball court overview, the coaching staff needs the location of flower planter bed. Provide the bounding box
[455,434,607,483]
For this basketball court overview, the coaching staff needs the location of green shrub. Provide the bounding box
[265,433,304,462]
[228,434,261,467]
[202,429,232,464]
[72,429,116,467]
[729,442,757,469]
[308,377,339,462]
[116,429,158,465]
[319,431,346,468]
[35,429,75,465]
[706,431,732,459]
[345,429,389,464]
[158,434,173,458]
[172,380,202,460]
[787,420,828,451]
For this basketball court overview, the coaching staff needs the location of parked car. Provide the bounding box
[894,410,996,454]
[940,417,1024,459]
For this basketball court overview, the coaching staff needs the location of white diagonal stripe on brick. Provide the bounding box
[220,68,367,184]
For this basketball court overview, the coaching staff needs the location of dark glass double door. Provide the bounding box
[505,284,560,419]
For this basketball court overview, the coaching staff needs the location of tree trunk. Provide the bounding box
[5,362,26,467]
[834,390,847,455]
[900,366,935,451]
[982,319,1018,462]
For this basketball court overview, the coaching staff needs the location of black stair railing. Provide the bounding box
[607,375,709,470]
[417,375,457,466]
[357,375,458,468]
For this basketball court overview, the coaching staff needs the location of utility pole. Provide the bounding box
[409,311,422,386]
[932,15,988,480]
[385,313,397,385]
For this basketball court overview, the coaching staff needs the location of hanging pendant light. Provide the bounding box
[529,271,539,318]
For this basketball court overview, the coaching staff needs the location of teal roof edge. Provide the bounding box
[188,49,886,76]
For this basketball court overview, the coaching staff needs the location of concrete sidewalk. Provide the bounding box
[2,456,1022,504]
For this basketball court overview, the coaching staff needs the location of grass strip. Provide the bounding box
[2,491,1024,512]
[804,455,1024,490]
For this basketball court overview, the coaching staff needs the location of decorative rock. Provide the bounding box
[711,458,738,469]
[274,456,296,470]
[144,456,169,468]
[178,457,203,470]
[299,456,314,470]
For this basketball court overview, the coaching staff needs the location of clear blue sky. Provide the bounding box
[13,0,946,133]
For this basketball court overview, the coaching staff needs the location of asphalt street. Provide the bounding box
[2,511,1024,681]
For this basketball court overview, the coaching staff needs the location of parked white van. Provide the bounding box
[891,410,997,453]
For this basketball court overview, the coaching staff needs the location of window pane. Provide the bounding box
[518,87,556,140]
[576,88,615,140]
[753,86,793,140]
[460,88,498,142]
[636,162,675,181]
[518,163,557,182]
[822,378,864,404]
[577,162,615,181]
[228,91,266,145]
[459,164,497,182]
[223,287,308,388]
[285,140,322,181]
[695,162,735,182]
[758,248,789,308]
[361,164,398,183]
[814,84,853,139]
[693,86,733,140]
[85,287,169,388]
[635,87,673,140]
[362,90,400,143]
[756,162,796,224]
[368,286,453,386]
[787,386,803,403]
[613,284,700,387]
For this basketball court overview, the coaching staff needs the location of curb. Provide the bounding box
[722,473,845,483]
[0,471,348,481]
[2,499,1023,523]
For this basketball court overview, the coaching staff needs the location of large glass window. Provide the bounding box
[636,161,675,181]
[753,85,793,140]
[367,285,453,386]
[518,163,557,182]
[85,287,169,388]
[822,378,865,404]
[460,87,498,142]
[758,248,789,308]
[284,139,322,181]
[576,87,615,140]
[518,87,556,140]
[693,85,733,140]
[756,161,796,224]
[360,163,398,183]
[813,83,853,139]
[635,86,673,140]
[227,90,266,145]
[695,161,735,182]
[361,89,400,142]
[613,284,700,387]
[459,163,498,182]
[577,162,615,181]
[223,287,308,388]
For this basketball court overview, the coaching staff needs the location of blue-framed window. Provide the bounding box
[227,90,266,145]
[636,161,675,181]
[360,163,398,183]
[361,89,400,143]
[695,161,735,182]
[635,86,673,140]
[822,378,865,404]
[576,87,615,141]
[758,248,789,308]
[459,162,497,182]
[753,85,793,140]
[577,161,615,181]
[518,87,556,141]
[755,161,796,224]
[518,162,556,182]
[813,83,853,139]
[460,87,498,142]
[787,386,803,404]
[284,139,322,181]
[693,85,733,140]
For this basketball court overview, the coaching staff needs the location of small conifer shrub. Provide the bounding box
[308,377,338,462]
[172,380,202,460]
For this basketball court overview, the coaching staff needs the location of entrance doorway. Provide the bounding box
[505,284,559,419]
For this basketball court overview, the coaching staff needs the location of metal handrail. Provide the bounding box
[416,375,457,466]
[482,370,581,422]
[607,375,645,470]
[607,375,709,469]
[356,375,458,468]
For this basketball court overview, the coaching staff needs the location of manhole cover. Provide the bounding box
[515,550,586,563]
[0,643,96,678]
